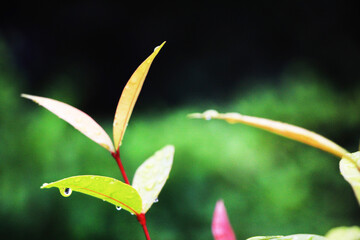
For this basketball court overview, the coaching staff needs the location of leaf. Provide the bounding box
[41,175,142,215]
[247,234,326,240]
[246,237,283,240]
[325,226,360,240]
[113,42,166,150]
[132,145,174,213]
[340,152,360,204]
[189,110,349,159]
[212,200,236,240]
[22,94,115,153]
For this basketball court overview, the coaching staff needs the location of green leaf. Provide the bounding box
[132,145,175,213]
[41,175,142,215]
[340,152,360,204]
[247,234,326,240]
[325,226,360,240]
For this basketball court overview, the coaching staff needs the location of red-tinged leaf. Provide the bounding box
[113,42,165,150]
[22,94,115,152]
[212,200,237,240]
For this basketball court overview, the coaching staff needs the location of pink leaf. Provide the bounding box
[212,200,237,240]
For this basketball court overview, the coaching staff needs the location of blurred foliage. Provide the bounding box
[1,39,360,240]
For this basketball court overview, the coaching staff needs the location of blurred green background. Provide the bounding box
[1,2,360,240]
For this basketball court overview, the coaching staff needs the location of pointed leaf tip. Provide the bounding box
[22,93,115,152]
[153,41,166,54]
[132,145,175,213]
[212,200,236,240]
[113,43,165,150]
[41,175,142,215]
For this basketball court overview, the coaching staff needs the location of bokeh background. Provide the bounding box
[1,1,360,239]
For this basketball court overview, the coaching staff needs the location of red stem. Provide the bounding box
[137,214,151,240]
[111,151,151,240]
[111,150,130,185]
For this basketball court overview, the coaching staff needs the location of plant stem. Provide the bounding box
[137,214,151,240]
[111,150,130,184]
[111,151,152,240]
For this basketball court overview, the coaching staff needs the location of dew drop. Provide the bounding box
[154,198,159,203]
[154,45,160,52]
[60,188,72,197]
[203,110,218,120]
[145,182,155,190]
[41,183,49,188]
[116,206,122,211]
[130,212,134,215]
[145,162,154,169]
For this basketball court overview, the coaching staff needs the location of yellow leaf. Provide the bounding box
[132,145,174,213]
[113,42,165,150]
[189,110,349,159]
[22,94,115,152]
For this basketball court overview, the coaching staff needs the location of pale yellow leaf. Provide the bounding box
[340,152,360,204]
[132,145,174,213]
[22,94,115,152]
[325,226,360,240]
[113,42,166,150]
[189,110,349,159]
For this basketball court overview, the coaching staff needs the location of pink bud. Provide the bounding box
[212,200,237,240]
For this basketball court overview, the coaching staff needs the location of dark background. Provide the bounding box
[1,1,359,111]
[1,1,360,240]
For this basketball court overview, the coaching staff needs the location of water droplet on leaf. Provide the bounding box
[154,198,159,203]
[145,182,155,190]
[203,109,218,120]
[116,206,122,211]
[60,187,72,197]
